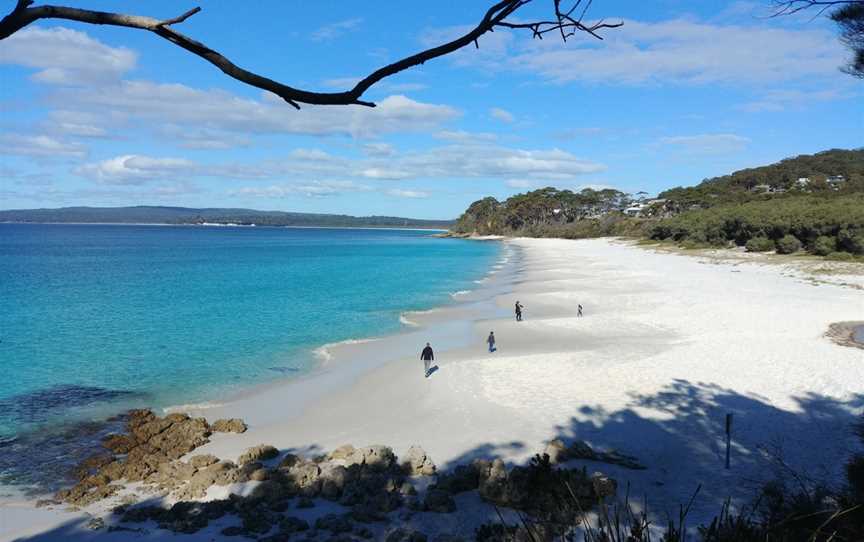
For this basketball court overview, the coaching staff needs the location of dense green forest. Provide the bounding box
[452,149,864,258]
[658,148,864,211]
[0,206,453,229]
[452,187,632,235]
[649,194,864,258]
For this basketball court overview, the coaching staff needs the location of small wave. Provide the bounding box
[313,337,380,363]
[162,401,224,414]
[400,308,439,327]
[450,290,471,298]
[312,346,333,362]
[338,338,379,346]
[473,277,489,284]
[399,314,420,327]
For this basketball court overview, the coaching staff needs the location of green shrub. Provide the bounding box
[811,236,837,256]
[745,237,774,252]
[827,251,855,261]
[838,229,864,255]
[775,235,802,254]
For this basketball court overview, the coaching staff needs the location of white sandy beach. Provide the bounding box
[3,237,863,541]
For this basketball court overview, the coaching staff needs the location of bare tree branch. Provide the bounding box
[0,1,621,109]
[771,1,864,78]
[770,0,863,18]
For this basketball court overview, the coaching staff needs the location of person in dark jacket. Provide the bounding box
[420,342,434,377]
[487,331,496,352]
[515,301,524,321]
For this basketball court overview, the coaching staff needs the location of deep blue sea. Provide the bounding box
[0,224,499,443]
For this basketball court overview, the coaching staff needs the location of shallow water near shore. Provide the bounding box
[0,224,500,492]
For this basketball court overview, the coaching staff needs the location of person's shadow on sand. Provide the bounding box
[425,365,439,378]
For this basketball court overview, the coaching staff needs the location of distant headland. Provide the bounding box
[0,206,454,229]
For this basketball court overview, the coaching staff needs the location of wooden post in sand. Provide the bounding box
[725,413,733,469]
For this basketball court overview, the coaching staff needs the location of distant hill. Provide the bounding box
[448,148,864,259]
[658,148,864,209]
[0,206,453,229]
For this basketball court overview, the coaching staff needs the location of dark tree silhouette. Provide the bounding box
[772,1,864,77]
[0,0,621,109]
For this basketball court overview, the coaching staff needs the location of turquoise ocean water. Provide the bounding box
[0,224,499,490]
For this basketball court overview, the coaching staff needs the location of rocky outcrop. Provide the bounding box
[58,416,624,541]
[826,321,864,350]
[346,444,397,471]
[237,444,279,465]
[56,410,217,506]
[403,445,437,476]
[211,418,248,433]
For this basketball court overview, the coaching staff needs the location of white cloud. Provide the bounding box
[428,18,845,85]
[311,18,363,41]
[0,26,136,85]
[75,155,197,185]
[362,143,396,157]
[7,27,457,146]
[387,189,429,199]
[359,167,414,180]
[736,89,854,112]
[434,130,498,144]
[53,82,460,139]
[657,134,750,154]
[80,143,604,188]
[506,179,535,189]
[392,146,604,180]
[43,110,112,138]
[490,107,515,122]
[158,125,251,150]
[0,134,87,158]
[231,180,371,198]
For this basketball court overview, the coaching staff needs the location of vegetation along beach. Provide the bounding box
[1,1,863,541]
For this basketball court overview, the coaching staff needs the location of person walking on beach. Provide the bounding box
[420,342,434,377]
[487,331,496,353]
[515,301,524,322]
[577,304,583,318]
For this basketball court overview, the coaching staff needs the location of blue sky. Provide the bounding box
[0,0,861,219]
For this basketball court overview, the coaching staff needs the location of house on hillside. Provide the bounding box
[623,203,646,216]
[796,177,810,188]
[623,199,670,217]
[827,175,846,189]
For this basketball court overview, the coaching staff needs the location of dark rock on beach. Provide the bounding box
[211,418,248,433]
[56,409,217,506]
[237,443,279,465]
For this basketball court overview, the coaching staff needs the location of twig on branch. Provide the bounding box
[158,7,201,28]
[0,0,621,109]
[770,0,863,18]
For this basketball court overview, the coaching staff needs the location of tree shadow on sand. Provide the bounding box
[11,379,864,541]
[438,379,864,528]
